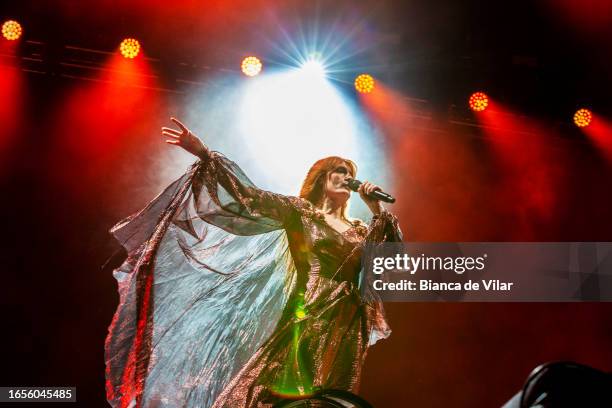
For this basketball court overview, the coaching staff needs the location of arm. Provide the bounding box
[162,118,300,225]
[359,208,403,346]
[353,181,402,345]
[366,209,403,243]
[354,179,403,243]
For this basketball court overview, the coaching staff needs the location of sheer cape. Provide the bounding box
[104,152,402,407]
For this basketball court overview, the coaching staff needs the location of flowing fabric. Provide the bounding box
[105,151,403,408]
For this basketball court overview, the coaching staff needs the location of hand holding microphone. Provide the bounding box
[344,177,396,204]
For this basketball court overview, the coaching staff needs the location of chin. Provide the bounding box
[337,190,351,200]
[325,188,350,203]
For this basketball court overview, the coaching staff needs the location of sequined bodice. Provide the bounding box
[289,218,367,287]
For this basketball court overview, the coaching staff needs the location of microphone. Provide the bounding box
[344,178,396,203]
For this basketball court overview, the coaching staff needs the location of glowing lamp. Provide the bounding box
[300,59,326,78]
[469,92,489,112]
[354,74,374,94]
[241,56,262,77]
[119,38,140,59]
[573,108,592,128]
[2,20,22,41]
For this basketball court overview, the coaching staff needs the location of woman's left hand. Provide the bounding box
[358,181,383,216]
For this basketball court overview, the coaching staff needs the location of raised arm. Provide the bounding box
[357,190,403,346]
[351,177,403,243]
[162,117,301,226]
[162,117,209,159]
[366,209,403,243]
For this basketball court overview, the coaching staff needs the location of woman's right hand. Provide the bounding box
[162,117,209,159]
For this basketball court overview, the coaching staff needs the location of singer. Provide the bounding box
[105,118,403,407]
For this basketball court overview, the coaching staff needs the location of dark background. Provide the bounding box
[1,1,611,406]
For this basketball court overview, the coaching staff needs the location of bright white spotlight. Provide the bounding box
[300,59,326,79]
[238,69,356,192]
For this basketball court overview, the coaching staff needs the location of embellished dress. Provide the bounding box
[105,150,402,408]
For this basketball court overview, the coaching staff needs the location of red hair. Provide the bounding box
[299,156,357,220]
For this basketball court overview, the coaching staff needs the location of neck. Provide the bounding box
[318,196,345,219]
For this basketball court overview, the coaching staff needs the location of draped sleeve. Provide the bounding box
[169,149,306,240]
[105,152,305,408]
[360,209,403,346]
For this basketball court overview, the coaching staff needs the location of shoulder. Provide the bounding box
[285,196,325,220]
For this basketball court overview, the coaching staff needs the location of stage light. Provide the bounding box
[239,69,360,195]
[573,108,592,128]
[469,92,489,112]
[354,74,375,94]
[119,38,140,59]
[241,56,262,77]
[300,59,326,78]
[2,20,22,41]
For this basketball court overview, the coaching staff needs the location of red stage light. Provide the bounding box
[119,38,140,59]
[355,74,375,94]
[573,108,592,128]
[241,56,262,77]
[469,92,489,112]
[2,20,22,41]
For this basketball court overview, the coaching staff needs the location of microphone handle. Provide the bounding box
[346,179,396,204]
[370,189,396,204]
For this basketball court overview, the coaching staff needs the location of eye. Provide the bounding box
[335,166,348,174]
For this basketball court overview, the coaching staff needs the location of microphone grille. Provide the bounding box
[346,178,361,191]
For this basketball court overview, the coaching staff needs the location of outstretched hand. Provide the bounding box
[162,117,209,159]
[357,181,383,216]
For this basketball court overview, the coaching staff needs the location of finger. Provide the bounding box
[365,182,379,194]
[162,127,182,135]
[170,117,188,132]
[165,140,180,144]
[162,131,180,139]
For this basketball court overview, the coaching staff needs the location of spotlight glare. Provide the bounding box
[301,59,326,78]
[239,71,359,193]
[573,108,592,128]
[354,74,375,94]
[119,38,141,59]
[469,92,489,112]
[2,20,22,41]
[241,56,262,77]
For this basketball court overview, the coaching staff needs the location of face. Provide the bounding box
[323,163,353,203]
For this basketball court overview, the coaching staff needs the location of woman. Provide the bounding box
[105,118,402,407]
